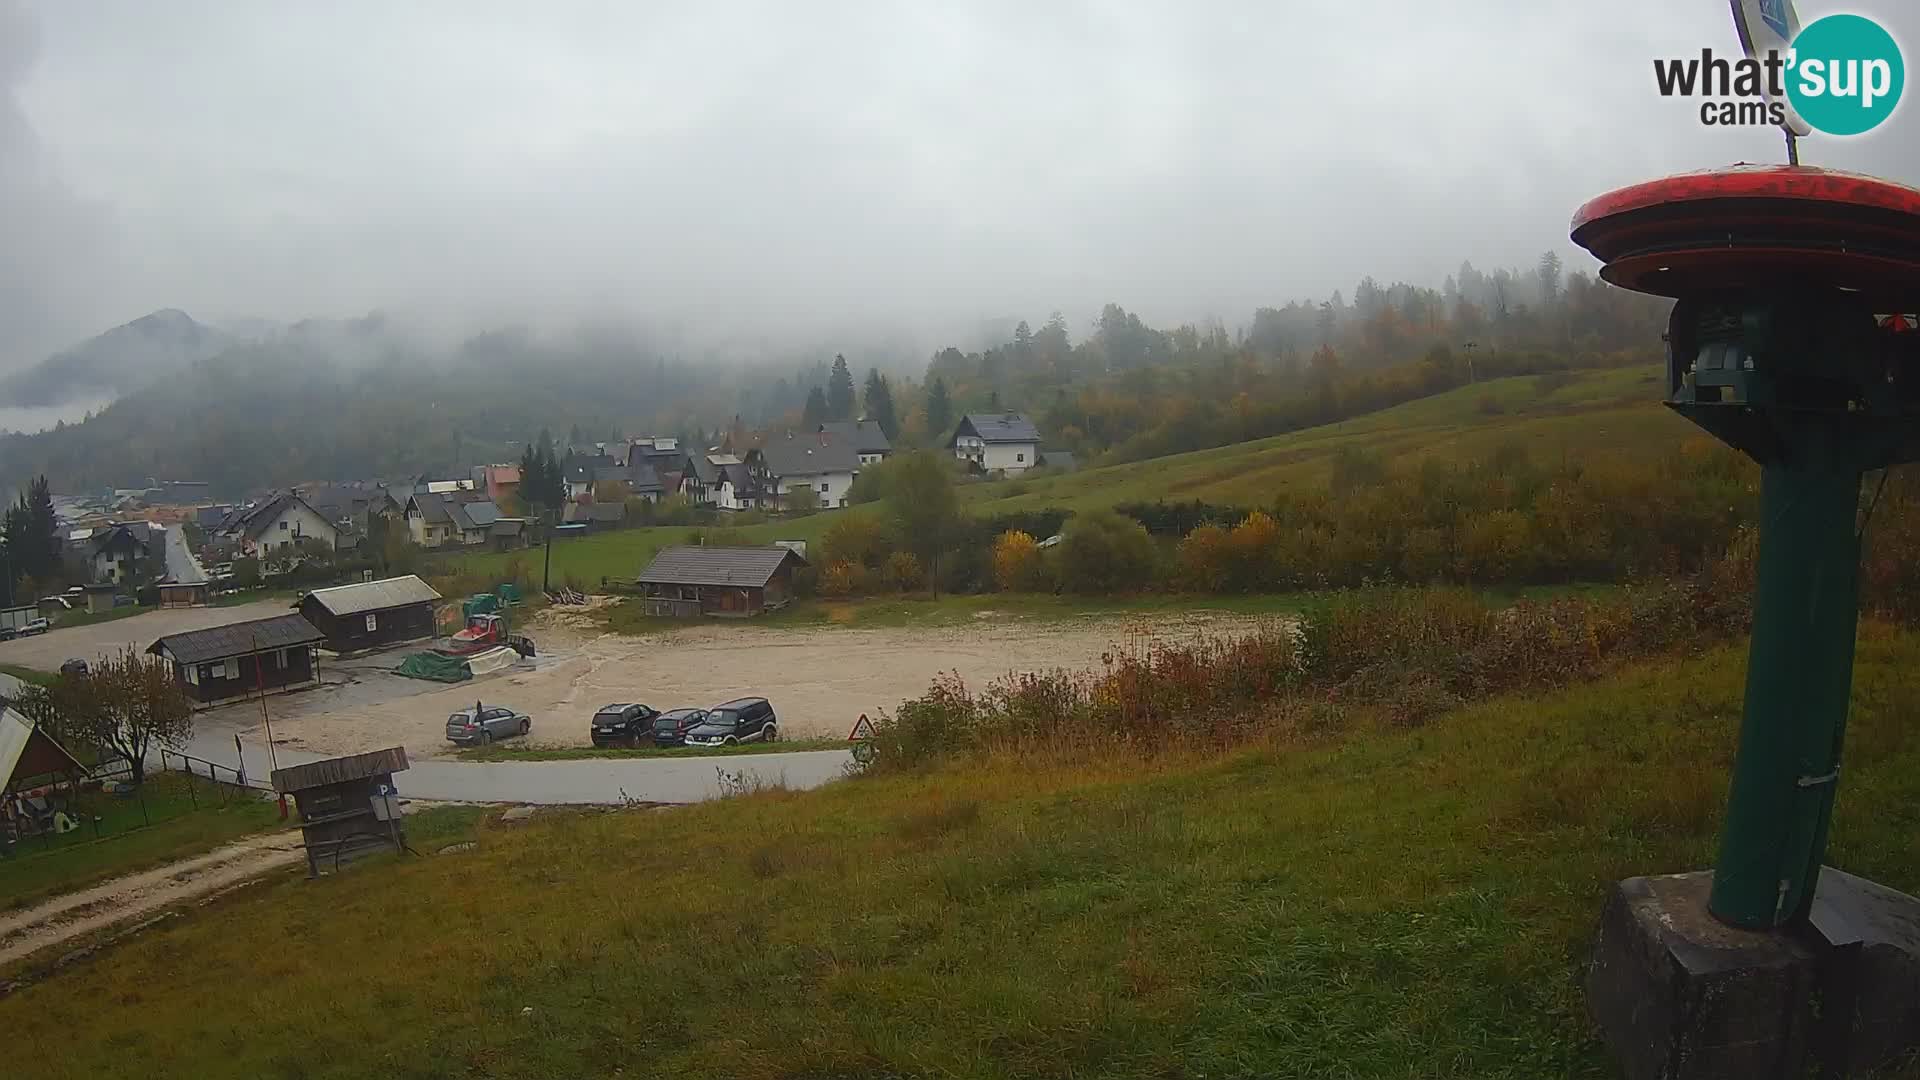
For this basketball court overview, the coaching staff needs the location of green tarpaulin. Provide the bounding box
[395,652,472,683]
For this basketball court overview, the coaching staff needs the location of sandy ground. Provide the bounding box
[0,831,304,970]
[223,604,1276,760]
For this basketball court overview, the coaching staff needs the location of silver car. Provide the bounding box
[446,705,532,746]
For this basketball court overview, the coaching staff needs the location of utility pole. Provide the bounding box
[542,508,554,593]
[251,632,286,819]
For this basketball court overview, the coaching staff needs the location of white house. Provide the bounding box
[683,453,759,511]
[949,413,1042,474]
[747,433,862,509]
[219,494,339,557]
[405,492,500,549]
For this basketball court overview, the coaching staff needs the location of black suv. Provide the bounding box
[651,708,708,748]
[683,698,778,748]
[590,703,658,747]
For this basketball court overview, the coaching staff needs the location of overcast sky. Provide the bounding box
[3,0,1917,371]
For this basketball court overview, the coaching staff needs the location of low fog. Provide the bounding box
[4,0,1917,375]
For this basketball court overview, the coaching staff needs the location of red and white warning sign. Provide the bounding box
[848,713,875,741]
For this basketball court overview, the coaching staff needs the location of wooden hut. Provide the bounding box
[293,575,442,654]
[636,545,807,618]
[270,746,410,876]
[147,613,325,709]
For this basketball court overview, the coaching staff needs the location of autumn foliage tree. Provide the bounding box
[15,649,194,783]
[991,530,1046,592]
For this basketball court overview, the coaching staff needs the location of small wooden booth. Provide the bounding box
[635,545,807,618]
[270,746,411,877]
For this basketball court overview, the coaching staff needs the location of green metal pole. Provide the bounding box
[1709,443,1863,929]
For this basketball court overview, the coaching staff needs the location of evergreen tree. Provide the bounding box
[864,369,899,440]
[827,354,856,420]
[926,376,953,440]
[803,386,830,428]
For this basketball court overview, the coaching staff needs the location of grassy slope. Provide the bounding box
[964,364,1681,515]
[437,366,1679,593]
[8,628,1920,1078]
[0,773,286,911]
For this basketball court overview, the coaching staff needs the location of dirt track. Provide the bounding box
[256,605,1272,759]
[0,831,304,970]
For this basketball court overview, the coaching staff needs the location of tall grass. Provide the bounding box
[870,574,1755,768]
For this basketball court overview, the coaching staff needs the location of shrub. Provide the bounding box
[991,530,1046,592]
[1056,510,1158,594]
[883,551,926,592]
[821,513,892,570]
[784,488,822,514]
[817,560,864,598]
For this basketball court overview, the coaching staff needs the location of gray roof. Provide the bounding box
[298,575,442,616]
[149,613,324,665]
[954,412,1041,445]
[818,420,892,455]
[271,746,409,794]
[410,492,499,532]
[490,519,526,537]
[638,545,807,587]
[751,433,862,478]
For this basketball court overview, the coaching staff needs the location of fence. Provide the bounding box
[0,748,271,861]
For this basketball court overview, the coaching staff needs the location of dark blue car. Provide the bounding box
[651,708,708,748]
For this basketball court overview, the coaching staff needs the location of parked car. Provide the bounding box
[0,626,15,642]
[59,659,88,676]
[445,704,532,746]
[683,698,778,748]
[650,708,708,748]
[590,702,658,747]
[20,618,49,636]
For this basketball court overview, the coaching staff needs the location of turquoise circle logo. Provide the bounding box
[1787,14,1904,136]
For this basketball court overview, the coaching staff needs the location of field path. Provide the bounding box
[0,832,303,971]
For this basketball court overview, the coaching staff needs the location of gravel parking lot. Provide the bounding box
[0,598,293,670]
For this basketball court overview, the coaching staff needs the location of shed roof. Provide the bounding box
[954,412,1041,445]
[1,706,89,790]
[638,545,807,588]
[271,746,410,794]
[148,613,324,665]
[298,575,442,616]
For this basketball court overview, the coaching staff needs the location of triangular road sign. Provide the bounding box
[848,713,875,741]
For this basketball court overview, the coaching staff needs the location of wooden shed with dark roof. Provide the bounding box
[294,575,442,654]
[148,612,326,708]
[271,746,411,876]
[636,545,808,618]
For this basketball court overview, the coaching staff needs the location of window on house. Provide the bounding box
[1016,453,1025,463]
[279,521,288,530]
[223,658,239,680]
[819,483,828,494]
[188,665,202,685]
[366,613,379,632]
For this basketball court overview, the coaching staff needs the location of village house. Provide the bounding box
[636,545,808,617]
[746,431,862,509]
[216,493,340,557]
[681,452,760,511]
[950,412,1043,474]
[293,575,442,653]
[84,522,158,585]
[471,463,521,504]
[624,437,693,495]
[147,612,325,709]
[404,491,502,549]
[817,420,892,465]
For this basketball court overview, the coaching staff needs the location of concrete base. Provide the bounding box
[1587,868,1920,1079]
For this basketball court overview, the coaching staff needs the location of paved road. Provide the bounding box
[173,727,853,805]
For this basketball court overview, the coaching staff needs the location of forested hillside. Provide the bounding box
[0,252,1670,497]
